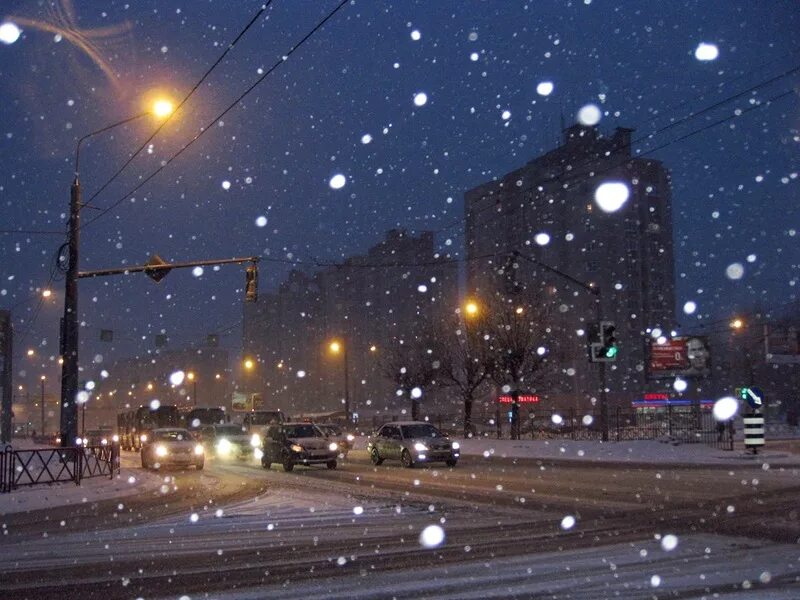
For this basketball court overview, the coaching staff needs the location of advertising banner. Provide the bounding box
[649,336,711,378]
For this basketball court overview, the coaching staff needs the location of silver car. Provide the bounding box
[141,428,205,470]
[367,421,460,468]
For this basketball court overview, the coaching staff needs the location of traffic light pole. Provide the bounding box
[59,177,81,447]
[77,256,259,279]
[515,251,609,441]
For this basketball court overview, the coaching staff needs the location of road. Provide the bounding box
[1,449,799,599]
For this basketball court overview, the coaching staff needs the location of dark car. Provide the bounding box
[259,422,338,472]
[141,428,205,470]
[367,421,459,468]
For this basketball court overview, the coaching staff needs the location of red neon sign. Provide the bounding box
[643,393,669,401]
[498,395,540,404]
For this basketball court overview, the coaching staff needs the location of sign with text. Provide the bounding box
[498,394,540,404]
[649,336,711,378]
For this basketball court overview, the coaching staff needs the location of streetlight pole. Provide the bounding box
[343,344,350,423]
[59,106,172,448]
[40,375,46,436]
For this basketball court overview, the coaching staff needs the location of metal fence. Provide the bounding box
[402,408,735,451]
[0,443,119,493]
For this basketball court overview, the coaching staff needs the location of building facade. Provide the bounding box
[465,124,676,412]
[243,229,458,420]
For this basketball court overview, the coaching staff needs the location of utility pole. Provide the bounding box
[343,344,350,423]
[40,375,46,436]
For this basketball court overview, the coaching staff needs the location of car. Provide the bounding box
[200,423,260,459]
[140,428,205,470]
[367,421,460,468]
[81,428,116,447]
[316,423,355,458]
[259,422,338,472]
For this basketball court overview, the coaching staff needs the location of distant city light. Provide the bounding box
[329,173,347,189]
[0,22,21,45]
[536,81,554,96]
[694,42,719,61]
[594,181,630,213]
[577,103,602,126]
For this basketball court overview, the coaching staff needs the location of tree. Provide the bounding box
[486,298,559,439]
[379,335,438,420]
[432,310,492,437]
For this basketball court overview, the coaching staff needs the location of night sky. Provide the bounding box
[1,0,798,392]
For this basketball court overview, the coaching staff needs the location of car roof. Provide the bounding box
[381,421,433,427]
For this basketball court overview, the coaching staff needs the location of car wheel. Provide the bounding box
[326,460,337,470]
[141,452,149,469]
[446,458,458,468]
[261,454,271,470]
[370,448,383,466]
[282,456,294,472]
[401,449,414,469]
[196,461,204,471]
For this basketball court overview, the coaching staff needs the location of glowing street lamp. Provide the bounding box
[42,289,52,298]
[464,300,480,317]
[243,358,255,371]
[328,339,350,422]
[60,95,177,447]
[186,371,198,406]
[730,318,744,330]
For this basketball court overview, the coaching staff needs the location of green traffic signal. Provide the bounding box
[604,346,618,358]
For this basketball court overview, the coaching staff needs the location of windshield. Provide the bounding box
[249,411,284,425]
[214,425,246,436]
[283,424,321,439]
[401,424,444,439]
[152,430,194,442]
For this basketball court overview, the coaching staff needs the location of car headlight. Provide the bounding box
[194,444,205,456]
[254,448,264,460]
[251,434,262,448]
[290,444,303,453]
[414,442,428,452]
[346,434,355,442]
[452,442,460,450]
[112,434,119,443]
[217,438,232,455]
[140,434,148,443]
[328,442,338,451]
[155,445,168,457]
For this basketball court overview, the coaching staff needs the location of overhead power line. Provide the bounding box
[83,0,350,231]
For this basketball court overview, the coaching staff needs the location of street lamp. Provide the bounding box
[328,339,350,423]
[464,300,480,317]
[730,318,744,330]
[187,371,197,406]
[60,97,174,447]
[40,375,46,436]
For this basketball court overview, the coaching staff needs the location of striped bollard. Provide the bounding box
[743,413,765,454]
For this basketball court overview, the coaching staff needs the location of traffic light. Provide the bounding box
[588,321,617,362]
[244,264,258,302]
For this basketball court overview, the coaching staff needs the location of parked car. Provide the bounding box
[316,423,355,458]
[200,423,259,459]
[259,422,338,472]
[82,428,116,446]
[367,421,459,468]
[141,428,205,470]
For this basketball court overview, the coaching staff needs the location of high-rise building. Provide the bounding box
[244,229,458,418]
[465,124,676,409]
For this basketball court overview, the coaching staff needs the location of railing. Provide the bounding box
[0,443,120,493]
[412,407,736,451]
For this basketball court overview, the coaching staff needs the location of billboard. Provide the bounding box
[649,336,711,378]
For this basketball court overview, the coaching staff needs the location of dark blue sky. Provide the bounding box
[1,0,798,390]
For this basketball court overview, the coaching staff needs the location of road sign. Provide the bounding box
[737,386,764,410]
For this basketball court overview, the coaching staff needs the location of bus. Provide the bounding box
[241,410,286,432]
[117,405,181,451]
[182,407,228,430]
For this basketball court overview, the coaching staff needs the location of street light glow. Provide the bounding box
[244,358,255,370]
[464,301,479,317]
[42,289,52,298]
[730,318,744,330]
[152,98,174,118]
[187,371,195,381]
[329,341,342,354]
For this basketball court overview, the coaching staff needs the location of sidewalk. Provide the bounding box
[452,436,800,467]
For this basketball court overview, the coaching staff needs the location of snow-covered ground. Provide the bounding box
[200,533,800,600]
[451,437,800,466]
[0,447,162,515]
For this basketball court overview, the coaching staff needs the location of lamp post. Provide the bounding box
[187,372,197,406]
[60,99,174,447]
[329,340,350,423]
[40,375,46,436]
